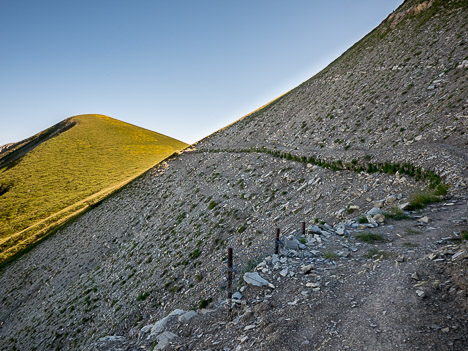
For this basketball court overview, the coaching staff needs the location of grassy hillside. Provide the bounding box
[0,114,187,263]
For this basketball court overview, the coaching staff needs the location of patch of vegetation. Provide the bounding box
[189,248,201,259]
[358,216,369,224]
[0,114,188,264]
[208,201,217,210]
[462,231,468,241]
[198,297,212,309]
[323,251,339,260]
[136,292,150,301]
[405,228,421,235]
[403,242,418,247]
[408,190,442,210]
[363,249,392,259]
[384,207,410,220]
[355,232,385,243]
[237,224,246,233]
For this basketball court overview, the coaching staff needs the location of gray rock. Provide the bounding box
[232,291,242,300]
[271,254,279,265]
[95,336,126,350]
[178,310,197,324]
[386,195,397,204]
[243,272,270,287]
[373,213,386,223]
[284,236,299,250]
[150,309,185,336]
[301,264,314,274]
[308,225,322,234]
[458,59,468,68]
[97,336,126,343]
[457,60,468,69]
[416,290,426,298]
[399,202,410,210]
[367,207,383,216]
[418,216,430,224]
[155,331,178,350]
[335,226,345,235]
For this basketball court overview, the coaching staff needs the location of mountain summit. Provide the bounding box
[0,114,187,263]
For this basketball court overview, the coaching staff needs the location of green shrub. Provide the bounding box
[136,292,149,301]
[355,232,385,243]
[408,191,441,210]
[189,248,201,259]
[363,249,391,259]
[384,207,410,220]
[198,297,212,309]
[323,251,338,260]
[358,216,369,224]
[237,224,246,233]
[208,201,217,210]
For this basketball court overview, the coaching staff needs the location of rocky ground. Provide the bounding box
[0,0,467,350]
[126,196,468,351]
[90,191,468,351]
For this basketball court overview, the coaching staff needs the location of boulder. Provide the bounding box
[243,272,271,287]
[367,207,383,216]
[155,331,178,350]
[150,309,185,337]
[178,310,197,324]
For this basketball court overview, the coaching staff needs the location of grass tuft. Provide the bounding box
[384,207,410,220]
[355,232,385,243]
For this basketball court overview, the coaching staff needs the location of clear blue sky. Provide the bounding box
[0,0,402,145]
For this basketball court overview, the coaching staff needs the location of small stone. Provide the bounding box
[155,331,178,350]
[441,327,450,333]
[238,336,248,343]
[301,265,314,274]
[452,250,467,261]
[243,272,271,287]
[418,216,430,224]
[178,310,197,324]
[373,213,385,224]
[271,254,279,265]
[232,292,242,300]
[367,207,383,216]
[374,200,385,208]
[416,290,426,298]
[244,325,256,331]
[411,272,420,281]
[399,202,410,210]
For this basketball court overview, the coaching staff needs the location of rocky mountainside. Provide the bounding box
[0,1,467,350]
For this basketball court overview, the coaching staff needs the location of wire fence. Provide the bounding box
[219,222,307,300]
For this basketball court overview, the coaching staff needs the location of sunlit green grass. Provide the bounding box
[0,114,187,263]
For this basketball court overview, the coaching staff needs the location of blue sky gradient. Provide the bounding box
[0,0,402,145]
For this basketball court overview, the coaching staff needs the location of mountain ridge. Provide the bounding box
[0,114,188,264]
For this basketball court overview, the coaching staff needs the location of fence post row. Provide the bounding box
[227,247,233,299]
[275,228,280,255]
